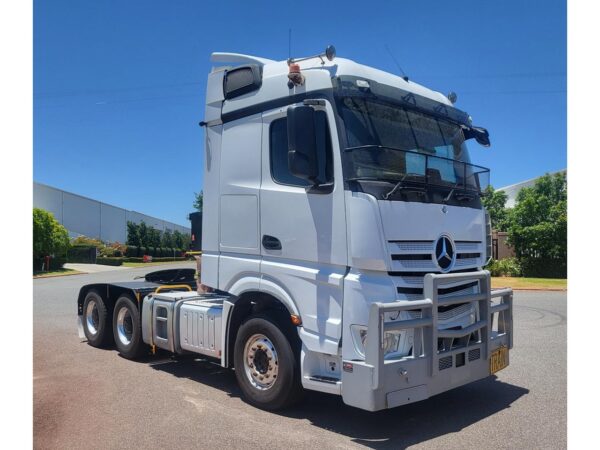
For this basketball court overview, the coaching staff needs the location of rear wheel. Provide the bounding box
[113,295,145,360]
[82,290,112,347]
[233,314,303,410]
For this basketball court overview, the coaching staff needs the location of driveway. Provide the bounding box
[33,265,566,449]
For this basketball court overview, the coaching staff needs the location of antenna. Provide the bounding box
[384,44,409,82]
[288,28,292,60]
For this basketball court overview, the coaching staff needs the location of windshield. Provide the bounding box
[339,98,489,194]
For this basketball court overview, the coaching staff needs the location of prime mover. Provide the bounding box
[77,46,513,412]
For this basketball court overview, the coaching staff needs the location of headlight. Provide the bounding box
[351,325,405,359]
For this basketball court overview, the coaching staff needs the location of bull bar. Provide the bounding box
[341,270,513,411]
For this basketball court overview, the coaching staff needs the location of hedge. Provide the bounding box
[520,257,566,279]
[125,245,138,257]
[121,257,187,263]
[96,257,123,266]
[67,245,97,263]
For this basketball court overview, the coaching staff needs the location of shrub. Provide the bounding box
[33,208,70,265]
[67,245,97,263]
[96,257,123,266]
[139,246,148,256]
[148,246,155,257]
[486,258,522,277]
[100,246,116,257]
[125,245,138,257]
[71,235,104,248]
[110,242,126,257]
[520,257,566,279]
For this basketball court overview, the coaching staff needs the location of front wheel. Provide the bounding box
[233,314,303,410]
[112,295,146,360]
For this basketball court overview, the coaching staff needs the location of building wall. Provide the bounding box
[33,182,190,243]
[492,231,515,260]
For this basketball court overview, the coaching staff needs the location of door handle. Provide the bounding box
[262,235,282,250]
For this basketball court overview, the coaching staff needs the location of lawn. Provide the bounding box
[33,268,82,278]
[491,277,567,290]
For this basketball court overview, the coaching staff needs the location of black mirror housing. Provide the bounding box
[287,105,319,183]
[464,126,491,147]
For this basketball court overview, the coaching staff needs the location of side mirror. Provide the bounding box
[464,126,491,147]
[287,105,319,183]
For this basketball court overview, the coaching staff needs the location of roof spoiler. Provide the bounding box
[210,52,275,66]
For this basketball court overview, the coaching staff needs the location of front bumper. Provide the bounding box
[341,270,513,411]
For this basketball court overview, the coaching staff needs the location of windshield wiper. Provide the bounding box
[384,173,427,200]
[443,183,478,203]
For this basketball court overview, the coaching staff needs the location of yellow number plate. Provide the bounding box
[490,346,509,374]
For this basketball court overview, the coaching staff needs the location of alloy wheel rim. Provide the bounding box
[243,334,279,390]
[85,300,99,335]
[116,307,133,346]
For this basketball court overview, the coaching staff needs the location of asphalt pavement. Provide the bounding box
[33,263,567,449]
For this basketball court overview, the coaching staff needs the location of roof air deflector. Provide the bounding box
[210,52,275,66]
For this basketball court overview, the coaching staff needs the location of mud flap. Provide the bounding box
[77,315,85,339]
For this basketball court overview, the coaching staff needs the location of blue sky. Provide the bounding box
[34,0,566,226]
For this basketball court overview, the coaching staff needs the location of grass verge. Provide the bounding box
[491,277,567,290]
[33,268,83,279]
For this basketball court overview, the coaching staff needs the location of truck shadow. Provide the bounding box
[149,354,528,449]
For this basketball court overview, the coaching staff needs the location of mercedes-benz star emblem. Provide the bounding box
[435,236,455,272]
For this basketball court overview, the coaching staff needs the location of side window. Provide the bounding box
[269,111,333,187]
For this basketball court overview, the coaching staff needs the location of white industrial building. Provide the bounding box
[33,182,191,243]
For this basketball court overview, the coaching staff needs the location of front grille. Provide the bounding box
[468,348,481,362]
[388,239,483,272]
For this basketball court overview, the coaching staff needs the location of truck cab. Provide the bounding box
[199,48,512,410]
[78,47,512,412]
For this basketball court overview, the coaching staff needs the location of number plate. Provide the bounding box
[490,346,509,374]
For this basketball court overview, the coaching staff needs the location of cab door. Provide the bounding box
[259,101,347,354]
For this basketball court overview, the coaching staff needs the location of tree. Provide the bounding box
[138,221,149,247]
[507,172,567,276]
[173,230,183,249]
[147,226,162,248]
[161,229,174,248]
[482,186,510,231]
[126,221,140,246]
[33,208,69,260]
[193,191,203,212]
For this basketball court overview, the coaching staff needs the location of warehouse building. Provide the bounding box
[33,182,190,243]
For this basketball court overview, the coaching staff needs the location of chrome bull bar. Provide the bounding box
[365,270,513,389]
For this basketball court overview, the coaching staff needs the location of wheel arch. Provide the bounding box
[225,288,301,368]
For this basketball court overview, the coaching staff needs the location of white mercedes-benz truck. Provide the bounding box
[78,46,513,412]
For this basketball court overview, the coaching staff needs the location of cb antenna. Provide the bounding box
[288,28,292,59]
[385,44,409,82]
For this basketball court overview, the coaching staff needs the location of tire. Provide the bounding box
[233,313,303,410]
[112,295,146,360]
[82,290,113,348]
